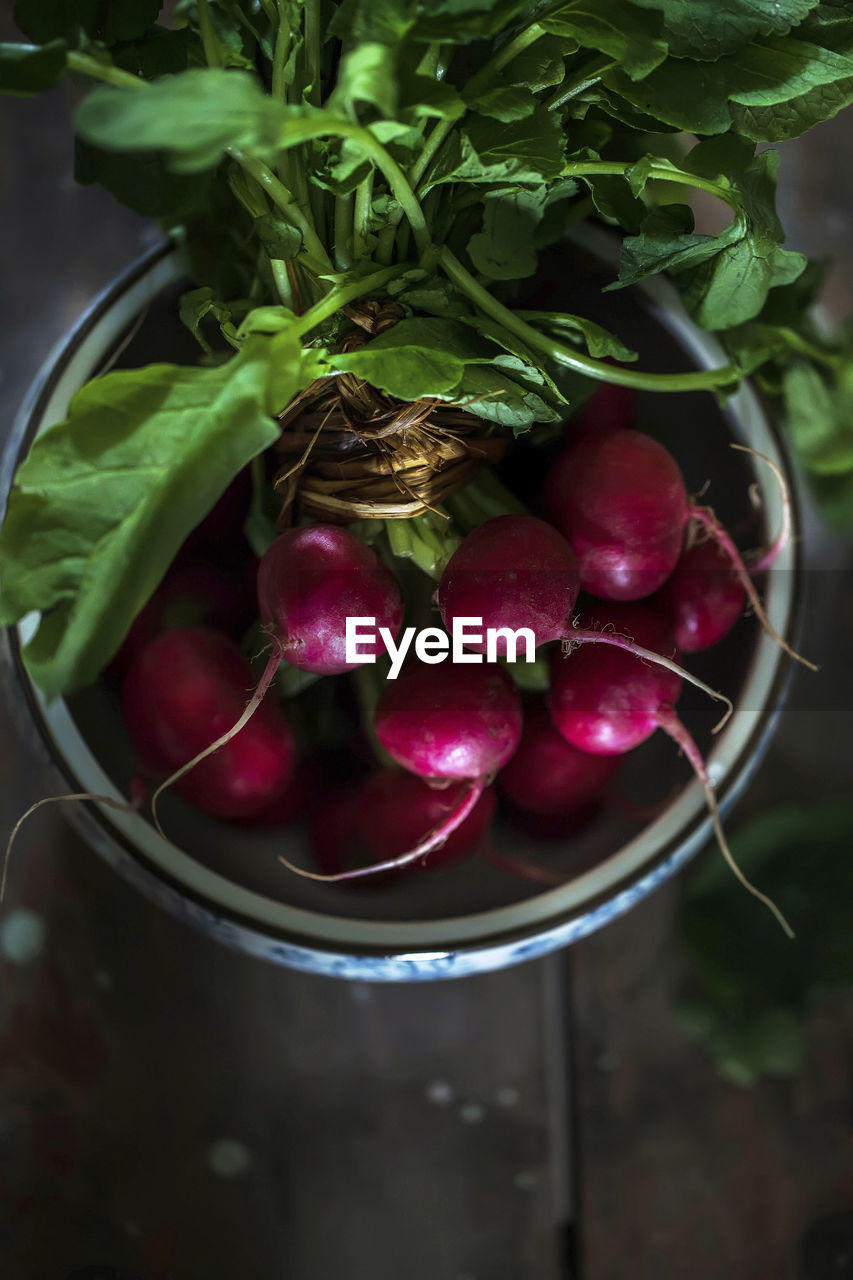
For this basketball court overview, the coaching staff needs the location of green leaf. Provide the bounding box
[326,317,496,400]
[428,107,566,188]
[605,29,853,139]
[678,802,853,1082]
[627,0,820,60]
[75,69,292,173]
[450,366,560,430]
[539,0,668,79]
[467,187,548,280]
[14,0,161,46]
[783,359,853,473]
[254,212,302,261]
[465,85,538,122]
[330,0,537,45]
[111,26,190,78]
[74,137,215,223]
[515,310,638,362]
[505,35,568,92]
[330,41,398,117]
[0,334,319,696]
[0,40,66,95]
[615,150,807,329]
[399,75,466,121]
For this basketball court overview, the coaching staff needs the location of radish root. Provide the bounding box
[564,625,734,732]
[689,503,815,671]
[729,443,792,574]
[1,791,140,904]
[279,776,486,882]
[657,709,794,939]
[150,648,283,839]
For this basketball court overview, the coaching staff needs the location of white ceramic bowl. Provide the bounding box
[0,236,802,980]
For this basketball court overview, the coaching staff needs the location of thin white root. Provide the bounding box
[690,504,817,672]
[279,777,485,883]
[730,443,792,573]
[150,649,282,839]
[658,709,794,939]
[2,792,138,904]
[565,626,734,733]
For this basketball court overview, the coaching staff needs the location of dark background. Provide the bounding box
[2,50,853,1280]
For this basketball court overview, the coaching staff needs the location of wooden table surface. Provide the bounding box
[2,61,853,1280]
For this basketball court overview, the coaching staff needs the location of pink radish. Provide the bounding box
[123,627,296,819]
[499,700,619,815]
[311,774,496,883]
[111,558,255,680]
[549,603,793,936]
[147,524,403,828]
[437,514,580,652]
[543,427,813,668]
[282,663,521,882]
[569,377,636,437]
[258,524,404,675]
[544,427,689,600]
[438,514,731,721]
[656,538,744,653]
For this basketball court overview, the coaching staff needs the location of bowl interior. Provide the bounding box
[14,239,796,953]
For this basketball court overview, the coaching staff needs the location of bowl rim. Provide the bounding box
[0,236,804,979]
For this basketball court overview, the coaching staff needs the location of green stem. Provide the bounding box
[563,160,737,210]
[197,0,224,68]
[437,246,740,393]
[278,120,431,258]
[270,259,294,307]
[229,149,331,269]
[304,0,322,106]
[467,22,545,93]
[66,51,145,88]
[272,0,292,100]
[334,192,354,271]
[294,263,411,337]
[352,170,374,260]
[546,56,614,110]
[780,329,843,370]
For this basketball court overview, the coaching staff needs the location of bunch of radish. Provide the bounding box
[83,381,806,936]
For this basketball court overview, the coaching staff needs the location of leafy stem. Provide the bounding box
[352,170,374,260]
[303,0,323,107]
[546,55,615,110]
[293,263,412,337]
[196,0,224,69]
[229,149,331,270]
[563,160,738,211]
[278,120,431,258]
[66,51,144,89]
[436,246,741,392]
[271,0,292,101]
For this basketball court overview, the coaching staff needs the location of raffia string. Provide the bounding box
[274,301,505,524]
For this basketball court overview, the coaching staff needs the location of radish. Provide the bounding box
[569,377,636,437]
[549,603,794,936]
[543,427,813,668]
[258,524,404,675]
[499,700,619,816]
[656,538,744,653]
[437,514,580,652]
[282,662,521,882]
[123,626,296,820]
[148,524,403,828]
[311,773,496,882]
[544,427,689,600]
[438,514,732,721]
[111,558,255,680]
